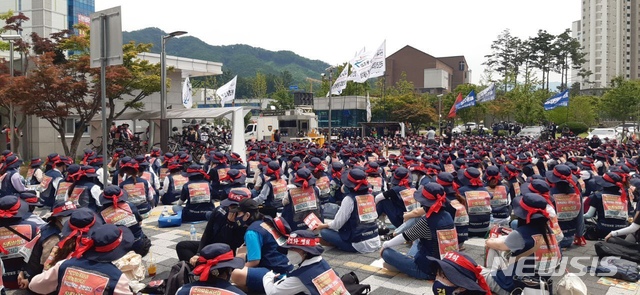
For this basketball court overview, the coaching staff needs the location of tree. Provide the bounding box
[483,30,521,92]
[252,72,267,98]
[545,95,597,126]
[600,77,640,123]
[529,30,556,90]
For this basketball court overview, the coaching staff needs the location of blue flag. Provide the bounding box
[477,84,496,103]
[543,90,569,111]
[455,90,476,110]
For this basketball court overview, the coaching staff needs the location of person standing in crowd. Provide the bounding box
[273,129,281,142]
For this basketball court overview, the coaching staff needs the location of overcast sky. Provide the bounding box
[96,0,580,84]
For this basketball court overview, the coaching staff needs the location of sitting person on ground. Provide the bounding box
[254,160,288,218]
[381,183,458,280]
[99,185,151,257]
[425,251,493,295]
[175,164,214,222]
[176,243,247,295]
[263,230,349,295]
[177,190,251,263]
[484,193,560,294]
[231,200,293,293]
[584,172,634,240]
[29,224,135,295]
[316,168,381,253]
[119,158,153,217]
[375,167,416,229]
[159,160,187,205]
[282,168,323,231]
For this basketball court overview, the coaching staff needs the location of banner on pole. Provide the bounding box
[543,90,569,111]
[477,84,496,103]
[455,90,476,111]
[182,77,193,108]
[329,65,350,96]
[368,40,386,79]
[216,76,237,107]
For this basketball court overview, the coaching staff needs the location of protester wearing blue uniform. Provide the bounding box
[425,251,493,295]
[254,160,288,218]
[99,185,150,257]
[119,159,153,216]
[375,167,416,228]
[177,243,246,295]
[40,154,66,208]
[29,224,135,295]
[546,164,585,247]
[317,169,381,253]
[176,164,214,222]
[458,167,492,237]
[381,183,458,280]
[263,230,348,295]
[282,168,322,231]
[231,200,293,293]
[584,172,633,239]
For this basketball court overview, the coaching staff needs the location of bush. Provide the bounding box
[559,122,589,135]
[497,130,509,137]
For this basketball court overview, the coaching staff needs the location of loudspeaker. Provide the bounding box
[294,92,314,106]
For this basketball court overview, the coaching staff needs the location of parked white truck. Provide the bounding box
[244,107,319,142]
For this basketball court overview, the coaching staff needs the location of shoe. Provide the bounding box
[573,236,586,246]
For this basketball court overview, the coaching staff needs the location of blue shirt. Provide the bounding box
[245,230,262,262]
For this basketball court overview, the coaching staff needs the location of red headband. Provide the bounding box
[485,174,501,182]
[332,169,342,181]
[604,174,627,204]
[273,217,289,237]
[422,189,446,218]
[519,199,550,224]
[0,201,20,218]
[365,166,378,175]
[294,176,310,190]
[527,184,553,207]
[187,168,210,180]
[464,171,483,187]
[505,166,519,180]
[267,166,281,179]
[442,252,492,295]
[59,215,97,255]
[193,251,235,282]
[104,190,124,209]
[231,154,243,163]
[552,169,581,196]
[347,174,369,191]
[95,229,123,252]
[53,202,77,215]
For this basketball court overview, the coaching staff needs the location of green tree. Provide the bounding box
[600,77,640,123]
[252,72,267,98]
[545,95,597,126]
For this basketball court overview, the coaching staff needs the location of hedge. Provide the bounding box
[558,122,589,135]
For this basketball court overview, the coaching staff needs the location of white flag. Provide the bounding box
[329,64,350,96]
[350,48,373,83]
[216,76,238,106]
[477,83,496,103]
[182,77,193,108]
[366,91,371,122]
[368,40,386,79]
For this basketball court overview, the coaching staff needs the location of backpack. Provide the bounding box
[594,238,640,264]
[164,261,194,295]
[340,271,371,295]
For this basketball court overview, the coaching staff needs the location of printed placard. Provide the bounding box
[260,222,287,246]
[303,212,322,230]
[367,177,383,193]
[532,234,561,272]
[67,187,86,205]
[316,176,331,197]
[0,225,32,255]
[188,183,211,204]
[55,182,72,202]
[311,269,349,295]
[173,175,188,191]
[464,191,491,214]
[100,203,137,227]
[602,194,628,220]
[487,186,509,207]
[141,172,152,182]
[553,193,580,220]
[450,200,469,225]
[18,232,40,262]
[159,168,169,182]
[271,179,288,201]
[437,228,459,257]
[290,187,317,213]
[399,188,418,212]
[368,156,378,162]
[444,164,455,173]
[40,175,53,190]
[355,194,377,223]
[188,286,240,295]
[548,213,563,238]
[123,182,146,205]
[513,182,521,197]
[59,267,109,295]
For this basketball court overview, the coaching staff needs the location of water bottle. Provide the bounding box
[190,225,197,241]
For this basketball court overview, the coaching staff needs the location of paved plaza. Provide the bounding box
[127,205,639,295]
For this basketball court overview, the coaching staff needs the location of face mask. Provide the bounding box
[235,214,248,227]
[286,250,304,266]
[432,279,459,295]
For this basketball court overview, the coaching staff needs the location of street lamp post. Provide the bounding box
[437,94,444,137]
[1,34,22,152]
[160,31,187,152]
[325,67,333,141]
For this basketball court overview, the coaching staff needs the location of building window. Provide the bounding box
[64,118,88,135]
[458,61,465,71]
